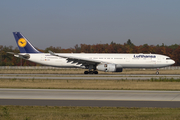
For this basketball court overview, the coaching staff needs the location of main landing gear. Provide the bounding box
[84,71,98,74]
[84,65,98,74]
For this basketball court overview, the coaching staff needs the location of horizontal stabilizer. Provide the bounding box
[7,52,30,59]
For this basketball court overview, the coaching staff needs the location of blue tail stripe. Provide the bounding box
[13,32,41,53]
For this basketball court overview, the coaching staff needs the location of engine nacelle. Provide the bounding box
[96,64,123,72]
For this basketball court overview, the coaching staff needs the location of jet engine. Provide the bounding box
[96,64,123,72]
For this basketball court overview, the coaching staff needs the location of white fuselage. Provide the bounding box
[22,53,175,69]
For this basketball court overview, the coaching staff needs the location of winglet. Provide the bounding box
[13,32,41,53]
[49,50,67,58]
[48,50,58,56]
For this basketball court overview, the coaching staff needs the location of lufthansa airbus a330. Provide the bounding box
[8,32,175,74]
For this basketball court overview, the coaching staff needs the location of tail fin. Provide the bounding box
[13,32,41,53]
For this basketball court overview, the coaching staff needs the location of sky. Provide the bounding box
[0,0,180,49]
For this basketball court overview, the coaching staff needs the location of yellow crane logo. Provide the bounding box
[18,38,27,47]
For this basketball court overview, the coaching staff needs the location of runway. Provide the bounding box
[1,89,180,107]
[1,74,180,107]
[1,99,180,108]
[1,74,180,80]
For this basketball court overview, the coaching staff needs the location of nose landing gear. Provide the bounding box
[156,68,159,75]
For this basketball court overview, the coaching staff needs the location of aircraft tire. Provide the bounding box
[84,71,89,74]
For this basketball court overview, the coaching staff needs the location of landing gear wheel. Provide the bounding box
[84,71,89,74]
[156,68,159,75]
[93,71,98,74]
[84,71,98,74]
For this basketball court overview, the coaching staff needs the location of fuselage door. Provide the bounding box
[125,56,130,62]
[157,56,161,63]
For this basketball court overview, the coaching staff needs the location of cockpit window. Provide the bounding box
[166,58,171,60]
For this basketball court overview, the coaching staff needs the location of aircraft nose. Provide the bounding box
[172,60,175,64]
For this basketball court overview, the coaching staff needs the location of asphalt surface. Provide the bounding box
[1,99,180,108]
[1,89,180,107]
[1,74,180,80]
[1,74,180,107]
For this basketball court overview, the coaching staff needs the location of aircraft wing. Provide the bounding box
[7,52,30,59]
[48,50,102,66]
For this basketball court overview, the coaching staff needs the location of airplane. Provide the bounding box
[8,32,175,75]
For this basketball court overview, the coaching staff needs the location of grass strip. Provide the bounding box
[1,106,180,120]
[1,78,180,90]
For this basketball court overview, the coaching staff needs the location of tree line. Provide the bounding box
[0,39,180,66]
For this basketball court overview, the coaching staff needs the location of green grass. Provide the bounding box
[1,106,180,120]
